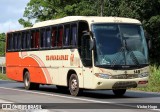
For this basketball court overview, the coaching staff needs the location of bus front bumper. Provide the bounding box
[92,77,148,90]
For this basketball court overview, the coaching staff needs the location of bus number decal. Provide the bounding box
[134,70,141,74]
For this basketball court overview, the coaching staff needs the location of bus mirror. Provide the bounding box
[81,34,93,67]
[90,39,94,50]
[82,31,94,50]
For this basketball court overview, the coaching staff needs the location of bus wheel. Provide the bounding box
[112,89,126,97]
[69,74,82,96]
[24,71,39,90]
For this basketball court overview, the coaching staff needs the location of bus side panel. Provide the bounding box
[59,68,83,88]
[47,68,59,85]
[6,52,22,81]
[6,52,48,84]
[21,58,45,84]
[83,67,94,89]
[20,53,48,84]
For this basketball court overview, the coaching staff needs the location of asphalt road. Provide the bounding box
[0,80,160,112]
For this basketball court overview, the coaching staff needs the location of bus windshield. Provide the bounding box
[92,23,148,68]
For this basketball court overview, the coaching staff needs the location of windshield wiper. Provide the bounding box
[111,39,140,67]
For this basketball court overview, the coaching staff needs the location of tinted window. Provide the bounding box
[7,33,13,50]
[35,31,40,48]
[46,29,51,47]
[17,33,21,50]
[51,27,57,47]
[71,25,77,47]
[40,29,45,48]
[13,34,17,49]
[31,30,39,49]
[57,27,63,47]
[22,32,27,49]
[63,25,70,47]
[26,32,31,49]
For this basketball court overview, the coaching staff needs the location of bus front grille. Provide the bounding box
[112,81,137,89]
[111,74,138,79]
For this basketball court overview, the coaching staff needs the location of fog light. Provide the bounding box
[138,81,148,84]
[97,82,102,85]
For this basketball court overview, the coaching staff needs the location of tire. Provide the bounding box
[69,74,82,96]
[112,89,126,97]
[23,71,39,90]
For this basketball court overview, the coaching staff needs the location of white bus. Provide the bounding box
[6,16,149,96]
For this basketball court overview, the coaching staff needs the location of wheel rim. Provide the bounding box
[71,78,77,91]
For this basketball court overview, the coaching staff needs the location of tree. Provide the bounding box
[0,33,6,56]
[18,18,32,27]
[19,0,100,25]
[20,0,160,63]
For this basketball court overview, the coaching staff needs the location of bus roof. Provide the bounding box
[9,16,141,32]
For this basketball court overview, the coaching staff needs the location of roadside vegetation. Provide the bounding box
[0,73,9,80]
[132,65,160,92]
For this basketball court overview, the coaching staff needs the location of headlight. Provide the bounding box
[95,73,110,79]
[138,72,149,78]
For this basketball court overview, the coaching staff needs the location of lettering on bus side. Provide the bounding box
[46,55,69,61]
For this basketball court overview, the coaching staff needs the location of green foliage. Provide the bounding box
[18,18,33,27]
[21,0,98,21]
[0,73,9,80]
[132,65,160,92]
[20,0,160,63]
[0,33,5,41]
[0,33,5,56]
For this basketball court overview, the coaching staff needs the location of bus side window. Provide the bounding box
[40,29,46,48]
[11,35,13,50]
[7,33,13,51]
[31,31,35,48]
[46,28,51,48]
[63,25,70,47]
[71,24,77,47]
[26,32,31,49]
[31,30,39,49]
[17,33,21,50]
[22,32,27,49]
[51,27,57,47]
[57,27,63,47]
[7,34,10,50]
[13,33,16,50]
[35,31,39,48]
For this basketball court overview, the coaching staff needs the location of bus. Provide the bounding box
[6,16,149,96]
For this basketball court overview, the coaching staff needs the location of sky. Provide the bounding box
[0,0,30,33]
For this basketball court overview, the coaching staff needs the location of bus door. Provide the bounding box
[81,34,93,88]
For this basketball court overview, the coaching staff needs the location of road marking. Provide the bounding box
[0,87,111,103]
[0,99,13,103]
[0,86,159,111]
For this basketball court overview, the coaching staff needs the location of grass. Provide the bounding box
[131,65,160,92]
[0,73,9,80]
